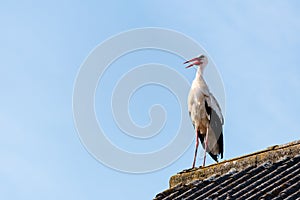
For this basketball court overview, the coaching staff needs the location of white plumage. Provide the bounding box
[184,55,224,168]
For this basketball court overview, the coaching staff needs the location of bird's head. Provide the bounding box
[183,54,208,69]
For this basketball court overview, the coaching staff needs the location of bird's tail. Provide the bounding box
[197,130,219,162]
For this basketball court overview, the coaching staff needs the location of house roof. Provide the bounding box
[154,140,300,200]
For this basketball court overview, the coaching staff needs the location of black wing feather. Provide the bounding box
[197,130,219,162]
[198,100,224,162]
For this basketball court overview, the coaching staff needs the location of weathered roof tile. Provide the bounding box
[154,140,300,200]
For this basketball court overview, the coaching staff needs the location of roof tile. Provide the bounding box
[154,140,300,200]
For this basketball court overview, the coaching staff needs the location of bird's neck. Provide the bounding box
[195,66,204,81]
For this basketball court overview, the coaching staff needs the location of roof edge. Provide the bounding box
[169,140,300,188]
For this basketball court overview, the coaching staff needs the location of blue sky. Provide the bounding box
[1,1,300,199]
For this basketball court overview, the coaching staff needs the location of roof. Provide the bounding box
[154,140,300,200]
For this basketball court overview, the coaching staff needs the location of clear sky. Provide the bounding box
[1,1,300,199]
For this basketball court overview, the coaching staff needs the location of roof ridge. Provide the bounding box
[216,139,300,165]
[154,140,300,200]
[169,140,300,188]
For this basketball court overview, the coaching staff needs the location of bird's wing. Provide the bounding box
[204,94,224,160]
[206,93,224,124]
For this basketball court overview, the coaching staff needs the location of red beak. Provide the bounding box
[183,57,201,68]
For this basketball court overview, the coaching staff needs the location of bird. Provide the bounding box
[184,54,224,168]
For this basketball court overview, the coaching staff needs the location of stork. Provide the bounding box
[184,55,224,168]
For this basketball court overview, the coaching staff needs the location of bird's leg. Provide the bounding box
[202,126,209,167]
[192,129,199,168]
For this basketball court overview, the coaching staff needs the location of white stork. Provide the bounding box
[184,55,224,168]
